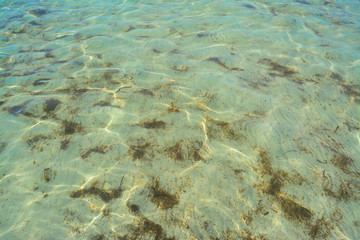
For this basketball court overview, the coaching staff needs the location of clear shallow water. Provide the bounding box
[0,0,360,239]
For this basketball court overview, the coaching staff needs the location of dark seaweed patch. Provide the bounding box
[256,149,313,223]
[329,71,343,81]
[171,49,180,54]
[0,72,11,78]
[102,208,111,217]
[43,99,60,114]
[72,88,89,98]
[62,120,84,135]
[265,175,284,196]
[166,139,204,161]
[81,145,108,159]
[139,119,166,129]
[205,116,243,141]
[206,57,243,71]
[0,142,7,154]
[330,153,354,174]
[323,180,359,201]
[60,139,70,150]
[56,87,89,99]
[129,141,152,160]
[25,134,51,152]
[103,72,113,80]
[94,100,112,107]
[70,179,123,203]
[207,57,223,65]
[25,134,49,147]
[128,217,175,240]
[309,218,332,239]
[91,234,105,240]
[45,52,55,58]
[189,141,204,161]
[149,179,179,210]
[278,197,312,222]
[55,60,67,64]
[0,100,6,106]
[166,141,184,161]
[137,88,155,97]
[103,69,119,80]
[340,83,360,98]
[259,58,297,76]
[304,23,322,37]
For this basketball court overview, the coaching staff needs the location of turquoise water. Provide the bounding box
[1,0,360,239]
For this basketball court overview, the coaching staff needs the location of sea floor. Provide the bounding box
[0,0,360,239]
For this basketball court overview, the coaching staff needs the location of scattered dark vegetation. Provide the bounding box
[256,150,313,225]
[70,178,123,203]
[165,139,204,161]
[278,197,312,222]
[206,57,243,71]
[25,134,50,151]
[139,119,166,129]
[330,153,357,176]
[328,71,343,81]
[102,208,111,217]
[81,145,108,159]
[259,58,297,77]
[56,87,89,99]
[60,139,71,150]
[94,100,112,107]
[120,216,175,240]
[94,94,116,107]
[149,179,179,210]
[136,88,155,97]
[103,72,113,81]
[204,115,243,141]
[91,234,105,240]
[129,140,152,160]
[25,134,49,146]
[255,149,351,238]
[340,83,360,99]
[308,218,332,239]
[0,142,6,154]
[323,178,360,201]
[62,120,84,135]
